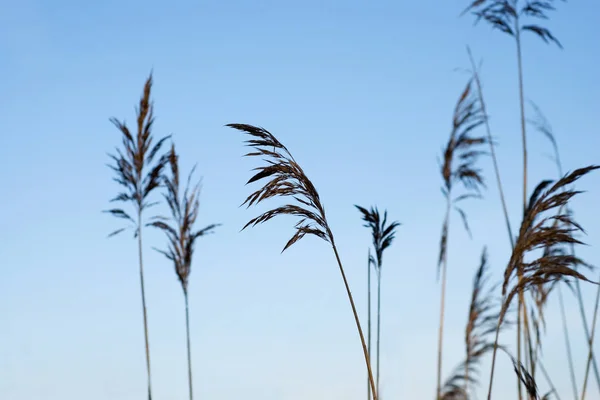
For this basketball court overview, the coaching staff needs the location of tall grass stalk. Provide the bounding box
[367,248,373,400]
[581,280,600,400]
[356,205,400,397]
[104,74,170,400]
[149,144,220,400]
[466,47,514,249]
[228,123,378,399]
[436,78,488,399]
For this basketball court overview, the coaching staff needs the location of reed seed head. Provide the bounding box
[355,205,401,270]
[227,123,333,252]
[462,0,565,48]
[499,166,599,327]
[104,73,171,238]
[148,143,220,292]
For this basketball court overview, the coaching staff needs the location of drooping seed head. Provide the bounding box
[227,123,332,252]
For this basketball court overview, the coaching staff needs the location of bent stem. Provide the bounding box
[558,284,578,400]
[581,275,600,400]
[367,249,372,400]
[332,242,377,400]
[516,17,529,400]
[486,310,504,400]
[138,212,153,400]
[436,201,451,400]
[538,360,562,400]
[467,47,514,248]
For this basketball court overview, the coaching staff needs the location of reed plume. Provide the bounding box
[227,123,378,399]
[486,165,599,399]
[104,73,170,400]
[355,205,400,398]
[436,78,488,400]
[148,144,220,400]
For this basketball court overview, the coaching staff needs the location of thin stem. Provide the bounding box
[516,16,527,220]
[516,303,523,400]
[185,290,194,400]
[575,270,600,393]
[557,284,579,400]
[486,313,502,400]
[436,201,451,400]
[516,17,527,400]
[581,273,600,400]
[138,212,153,400]
[465,358,469,396]
[367,249,372,400]
[522,303,535,378]
[469,45,528,400]
[487,298,535,400]
[376,269,382,396]
[467,47,514,249]
[331,242,377,400]
[530,311,560,396]
[538,359,562,400]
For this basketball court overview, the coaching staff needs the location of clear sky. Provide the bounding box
[1,0,600,399]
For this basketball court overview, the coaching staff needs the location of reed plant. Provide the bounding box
[104,73,170,400]
[355,205,400,399]
[149,143,220,400]
[436,77,488,400]
[227,123,379,400]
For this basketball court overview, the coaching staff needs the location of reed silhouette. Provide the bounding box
[355,205,400,399]
[149,143,220,400]
[436,77,488,400]
[104,73,170,400]
[227,123,379,400]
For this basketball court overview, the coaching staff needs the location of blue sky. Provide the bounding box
[1,0,600,399]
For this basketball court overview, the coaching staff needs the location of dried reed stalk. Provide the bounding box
[356,205,400,398]
[581,282,600,400]
[436,78,488,400]
[367,248,373,400]
[148,144,220,400]
[104,73,170,400]
[466,47,514,248]
[227,123,378,399]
